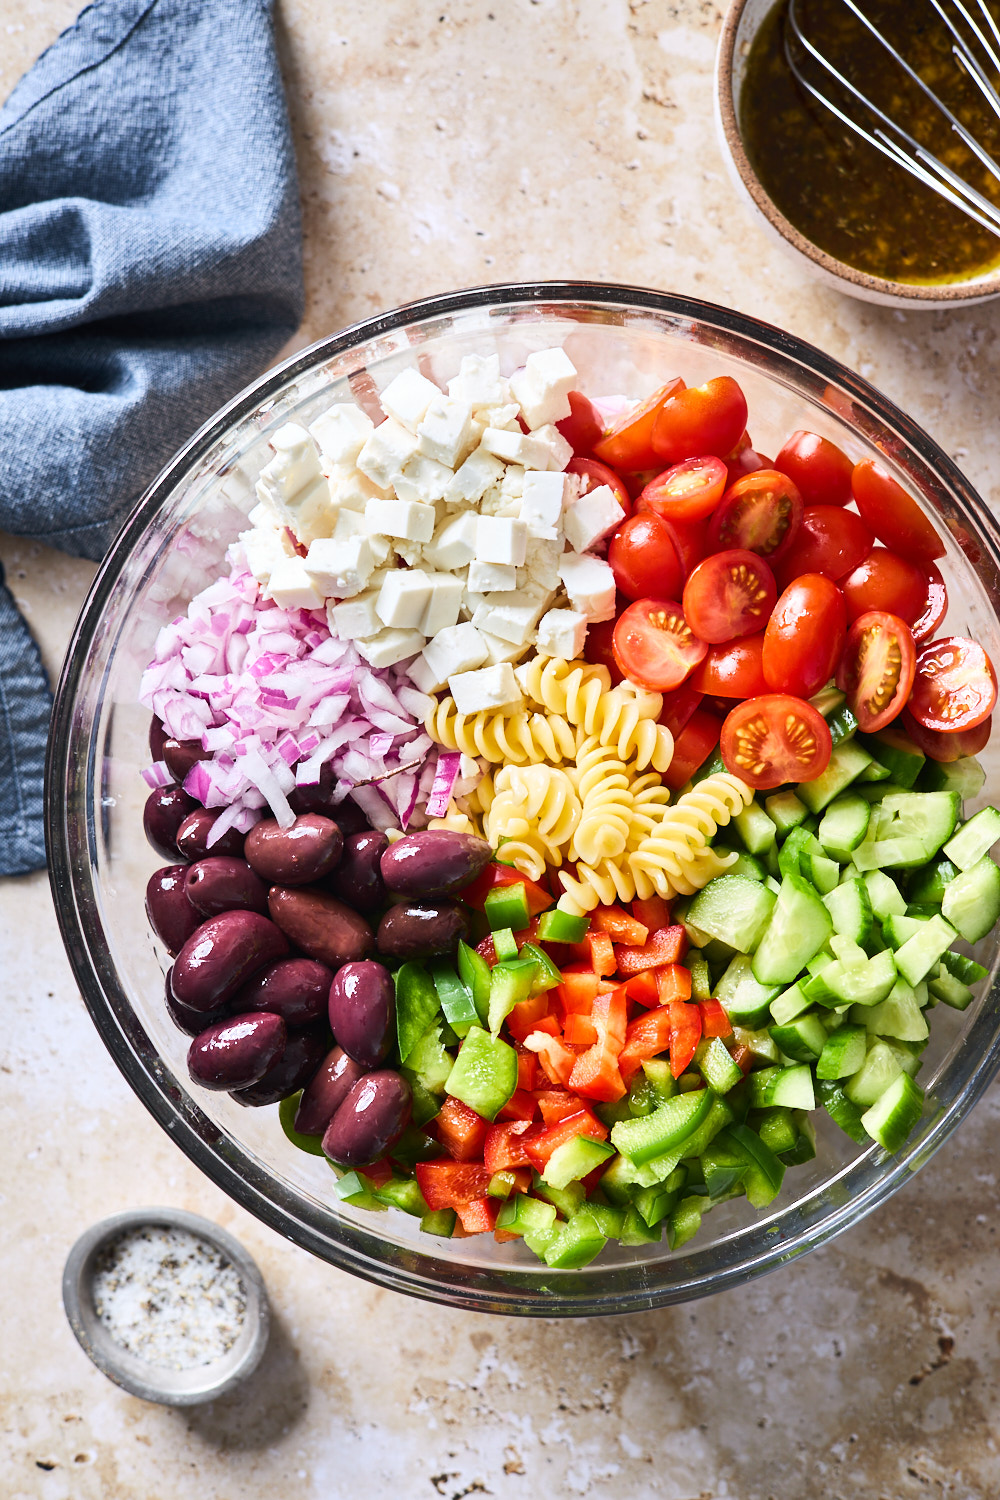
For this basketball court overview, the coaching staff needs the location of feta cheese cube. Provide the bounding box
[257,474,336,545]
[520,470,569,540]
[419,572,465,635]
[255,424,336,544]
[328,589,382,641]
[449,663,524,714]
[393,452,454,506]
[475,515,527,567]
[328,463,389,513]
[478,630,530,666]
[309,404,374,467]
[509,347,577,429]
[379,368,441,433]
[240,526,294,585]
[480,425,570,471]
[416,395,477,467]
[409,621,490,692]
[527,423,573,472]
[364,498,435,545]
[266,554,327,610]
[563,483,626,554]
[247,501,275,529]
[356,628,426,669]
[376,569,434,629]
[357,417,420,488]
[475,402,520,431]
[265,422,323,493]
[467,559,517,593]
[424,512,479,570]
[536,608,589,661]
[329,507,366,542]
[522,537,563,593]
[463,588,488,616]
[447,353,507,408]
[444,445,505,505]
[304,535,374,599]
[471,592,549,646]
[558,552,616,622]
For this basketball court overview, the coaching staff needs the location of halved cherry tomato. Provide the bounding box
[567,456,631,517]
[637,456,728,522]
[724,430,770,484]
[852,460,945,563]
[661,708,722,790]
[661,515,711,575]
[774,430,854,506]
[592,378,685,471]
[908,636,998,732]
[608,512,683,601]
[762,574,847,700]
[651,376,749,465]
[836,611,916,733]
[612,599,708,691]
[584,614,625,684]
[911,563,948,641]
[840,547,928,626]
[720,694,833,790]
[556,391,604,454]
[682,549,777,644]
[707,470,803,564]
[775,505,873,587]
[623,468,659,500]
[658,681,704,737]
[691,633,769,698]
[901,708,993,762]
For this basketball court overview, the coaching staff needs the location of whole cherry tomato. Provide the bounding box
[774,430,854,506]
[691,634,769,698]
[637,457,728,522]
[592,378,685,472]
[763,574,847,699]
[661,709,723,790]
[835,611,916,733]
[851,459,945,563]
[720,694,832,790]
[650,377,749,466]
[775,505,873,587]
[724,430,771,485]
[608,513,683,602]
[840,547,928,626]
[658,681,704,736]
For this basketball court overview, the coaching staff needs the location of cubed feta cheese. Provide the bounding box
[449,663,524,714]
[558,552,616,622]
[477,630,529,666]
[563,483,626,554]
[416,395,477,468]
[509,346,577,429]
[257,474,335,546]
[520,470,569,539]
[522,537,563,592]
[463,588,488,616]
[240,526,294,585]
[444,445,506,505]
[266,554,327,610]
[378,368,441,433]
[376,569,434,629]
[536,608,589,661]
[364,498,436,544]
[527,423,573,472]
[475,515,527,567]
[329,508,366,542]
[247,501,275,529]
[265,422,323,493]
[309,404,374,467]
[476,402,520,431]
[304,535,374,598]
[447,353,507,408]
[356,417,420,488]
[471,592,549,646]
[480,425,570,471]
[418,572,465,635]
[356,628,426,669]
[467,559,516,593]
[328,463,389,514]
[424,512,479,570]
[328,588,382,641]
[410,621,490,692]
[255,424,336,544]
[393,452,454,505]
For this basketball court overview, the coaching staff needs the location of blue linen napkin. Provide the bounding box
[0,0,304,875]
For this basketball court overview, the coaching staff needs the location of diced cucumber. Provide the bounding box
[732,1025,781,1065]
[917,754,986,799]
[778,825,814,880]
[940,949,989,986]
[826,701,859,747]
[749,1063,816,1111]
[715,954,782,1027]
[907,857,957,905]
[882,912,926,949]
[753,1105,799,1155]
[769,981,813,1025]
[855,791,962,873]
[857,726,925,788]
[861,1071,924,1152]
[820,948,897,1008]
[765,790,809,835]
[854,976,929,1042]
[816,1078,869,1144]
[752,874,834,986]
[686,950,712,1002]
[818,793,872,860]
[941,854,1000,942]
[770,1012,827,1062]
[863,869,907,917]
[714,846,767,882]
[685,875,777,954]
[893,913,958,986]
[696,1036,744,1093]
[944,805,1000,871]
[798,740,874,813]
[816,1021,868,1080]
[823,878,874,945]
[844,1039,904,1107]
[734,800,778,855]
[811,684,846,718]
[829,932,868,966]
[927,964,975,1010]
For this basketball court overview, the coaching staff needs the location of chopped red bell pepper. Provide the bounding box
[523,1030,578,1086]
[568,983,628,1101]
[505,990,550,1042]
[614,925,687,975]
[497,1087,538,1122]
[459,862,553,915]
[668,998,703,1078]
[483,1118,536,1172]
[632,894,671,932]
[563,1014,598,1045]
[556,970,600,1015]
[455,1196,499,1234]
[699,997,733,1038]
[415,1160,494,1210]
[655,963,693,1003]
[535,1089,581,1125]
[516,1052,538,1092]
[476,934,498,967]
[434,1096,490,1162]
[590,905,649,946]
[625,970,661,1008]
[362,1158,394,1189]
[617,1004,674,1084]
[731,1042,754,1075]
[584,931,616,976]
[522,1106,608,1172]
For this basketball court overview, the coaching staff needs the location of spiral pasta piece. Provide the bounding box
[515,656,612,721]
[426,699,580,766]
[570,736,634,864]
[484,765,582,879]
[516,656,673,772]
[557,858,638,915]
[629,772,753,899]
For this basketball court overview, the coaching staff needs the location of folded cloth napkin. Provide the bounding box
[0,0,304,875]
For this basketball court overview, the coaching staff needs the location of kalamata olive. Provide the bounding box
[231,1023,327,1106]
[380,830,492,898]
[294,1046,368,1135]
[171,910,289,1012]
[322,1070,412,1166]
[163,737,211,783]
[143,784,196,859]
[376,899,469,961]
[244,814,343,885]
[288,767,370,833]
[327,830,388,914]
[187,1012,287,1091]
[184,857,269,917]
[268,887,374,968]
[149,716,169,764]
[328,960,394,1068]
[146,865,202,955]
[164,969,229,1036]
[231,956,334,1027]
[175,807,246,860]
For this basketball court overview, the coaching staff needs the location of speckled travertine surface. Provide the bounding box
[5,3,1000,1497]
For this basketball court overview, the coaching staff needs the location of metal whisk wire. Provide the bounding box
[785,0,1000,237]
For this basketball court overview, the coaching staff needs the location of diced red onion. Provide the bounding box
[425,751,462,818]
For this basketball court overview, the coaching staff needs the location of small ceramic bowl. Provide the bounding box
[714,0,1000,308]
[62,1207,269,1405]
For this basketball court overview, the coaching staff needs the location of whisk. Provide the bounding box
[786,0,1000,238]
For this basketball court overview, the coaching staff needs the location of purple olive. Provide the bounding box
[171,910,289,1013]
[163,737,211,783]
[244,814,343,886]
[175,807,246,860]
[376,899,469,961]
[149,716,170,765]
[164,969,229,1035]
[327,960,394,1068]
[146,865,202,955]
[231,956,334,1027]
[288,767,370,833]
[184,857,269,917]
[294,1046,368,1135]
[327,830,388,914]
[143,785,197,860]
[268,887,374,969]
[231,1024,327,1106]
[380,830,492,898]
[322,1070,412,1166]
[187,1012,287,1091]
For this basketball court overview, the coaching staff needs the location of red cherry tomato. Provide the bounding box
[691,633,769,698]
[637,456,728,522]
[658,682,705,736]
[567,456,631,517]
[901,709,993,762]
[851,459,945,563]
[682,550,778,645]
[908,636,998,732]
[661,709,723,790]
[633,503,711,576]
[651,377,749,465]
[556,391,604,454]
[608,513,683,602]
[707,470,803,565]
[763,574,847,699]
[583,615,625,684]
[720,694,833,790]
[774,430,854,506]
[612,599,708,691]
[623,468,659,500]
[592,378,685,472]
[835,611,916,733]
[775,505,874,587]
[840,547,928,626]
[724,430,771,484]
[911,562,948,641]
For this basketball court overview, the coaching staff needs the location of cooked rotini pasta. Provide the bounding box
[426,698,580,766]
[569,736,634,864]
[515,656,674,772]
[629,772,753,900]
[484,764,581,880]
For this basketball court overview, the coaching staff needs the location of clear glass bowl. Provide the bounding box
[46,283,1000,1317]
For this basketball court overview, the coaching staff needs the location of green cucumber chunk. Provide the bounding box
[907,857,958,905]
[770,1012,827,1062]
[941,854,1000,942]
[854,977,929,1042]
[752,873,834,986]
[818,793,872,860]
[917,754,986,799]
[817,1078,869,1144]
[857,726,925,788]
[823,877,874,944]
[749,1063,816,1111]
[860,1071,925,1152]
[685,875,777,954]
[769,980,813,1026]
[844,1039,904,1107]
[816,1022,868,1080]
[927,964,975,1010]
[863,868,906,917]
[734,800,778,855]
[945,805,1000,872]
[715,954,782,1026]
[893,913,958,986]
[798,740,873,813]
[764,790,809,836]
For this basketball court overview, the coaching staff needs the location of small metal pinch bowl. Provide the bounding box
[62,1206,269,1405]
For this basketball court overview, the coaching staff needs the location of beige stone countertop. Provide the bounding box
[5,2,1000,1497]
